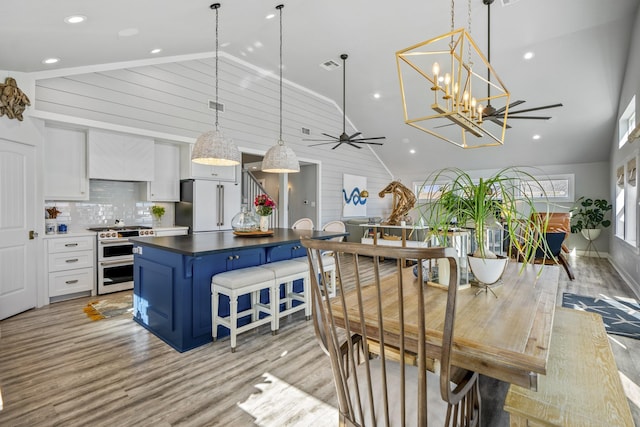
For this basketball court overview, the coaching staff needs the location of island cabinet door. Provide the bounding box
[192,248,266,339]
[266,243,306,262]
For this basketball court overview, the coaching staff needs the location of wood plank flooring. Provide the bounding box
[1,255,639,426]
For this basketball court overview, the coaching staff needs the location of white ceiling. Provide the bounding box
[1,0,639,176]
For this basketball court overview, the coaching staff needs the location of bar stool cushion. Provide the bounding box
[260,259,308,277]
[211,266,274,289]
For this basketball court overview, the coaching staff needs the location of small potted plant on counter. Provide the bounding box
[151,205,165,227]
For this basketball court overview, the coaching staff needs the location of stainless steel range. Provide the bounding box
[87,225,155,294]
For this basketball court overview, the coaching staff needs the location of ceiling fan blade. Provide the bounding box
[308,141,339,147]
[347,142,363,149]
[303,138,339,142]
[349,132,362,139]
[494,100,526,115]
[351,136,386,141]
[352,141,384,146]
[331,142,344,150]
[487,117,512,129]
[506,116,552,120]
[321,133,339,139]
[507,103,563,115]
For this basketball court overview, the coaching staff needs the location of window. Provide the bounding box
[616,157,638,247]
[413,181,447,201]
[619,96,635,148]
[520,174,574,202]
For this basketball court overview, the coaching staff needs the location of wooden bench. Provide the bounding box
[503,307,633,426]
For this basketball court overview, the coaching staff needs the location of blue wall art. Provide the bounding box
[343,174,367,217]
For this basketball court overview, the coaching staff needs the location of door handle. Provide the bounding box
[29,230,38,239]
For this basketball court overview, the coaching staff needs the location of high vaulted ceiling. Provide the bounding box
[1,0,639,176]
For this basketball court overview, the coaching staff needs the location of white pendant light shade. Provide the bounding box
[262,4,299,174]
[261,139,300,173]
[192,128,240,166]
[191,3,240,167]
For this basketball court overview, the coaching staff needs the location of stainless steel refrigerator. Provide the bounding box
[175,179,241,233]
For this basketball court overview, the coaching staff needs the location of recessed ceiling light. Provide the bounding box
[373,92,381,99]
[42,57,60,65]
[118,28,139,38]
[410,149,416,154]
[523,51,535,60]
[533,134,541,140]
[64,15,86,24]
[150,48,162,54]
[266,13,276,19]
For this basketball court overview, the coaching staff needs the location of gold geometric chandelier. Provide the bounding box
[396,0,510,149]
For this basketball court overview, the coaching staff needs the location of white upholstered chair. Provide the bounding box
[291,218,314,230]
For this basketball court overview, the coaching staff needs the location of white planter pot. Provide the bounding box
[580,228,601,241]
[468,255,508,285]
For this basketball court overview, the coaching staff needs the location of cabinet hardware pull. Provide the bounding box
[234,255,240,259]
[65,280,79,284]
[228,255,234,260]
[64,243,78,247]
[65,259,79,263]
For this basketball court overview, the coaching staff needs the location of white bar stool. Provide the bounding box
[259,259,311,330]
[211,266,277,352]
[294,254,336,298]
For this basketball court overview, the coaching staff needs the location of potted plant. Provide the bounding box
[416,167,549,285]
[151,205,165,227]
[570,197,612,241]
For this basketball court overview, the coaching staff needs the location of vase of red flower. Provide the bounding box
[254,194,276,231]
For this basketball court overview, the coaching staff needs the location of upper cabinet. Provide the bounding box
[180,143,238,182]
[44,126,89,201]
[88,129,154,181]
[147,142,180,202]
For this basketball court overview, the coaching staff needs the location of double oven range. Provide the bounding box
[87,226,155,294]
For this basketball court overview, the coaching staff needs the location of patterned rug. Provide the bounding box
[83,292,133,321]
[562,293,640,339]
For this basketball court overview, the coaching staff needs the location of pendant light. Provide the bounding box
[261,4,300,173]
[192,3,241,166]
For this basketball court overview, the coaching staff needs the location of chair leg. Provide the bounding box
[230,294,238,352]
[271,284,279,335]
[212,288,219,341]
[558,253,575,281]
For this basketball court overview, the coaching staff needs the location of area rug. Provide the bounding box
[562,293,640,339]
[83,292,133,321]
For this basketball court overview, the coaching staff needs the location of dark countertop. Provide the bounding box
[129,228,348,257]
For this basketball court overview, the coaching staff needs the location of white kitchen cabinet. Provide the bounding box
[88,129,154,181]
[45,234,96,301]
[147,142,180,201]
[43,126,89,201]
[179,143,238,182]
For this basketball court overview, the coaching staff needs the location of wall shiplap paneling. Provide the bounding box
[34,54,394,223]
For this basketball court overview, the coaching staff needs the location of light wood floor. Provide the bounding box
[1,255,639,426]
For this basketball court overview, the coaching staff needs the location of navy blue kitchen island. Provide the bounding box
[129,228,346,352]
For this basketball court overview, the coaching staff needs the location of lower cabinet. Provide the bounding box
[133,245,266,352]
[46,235,96,301]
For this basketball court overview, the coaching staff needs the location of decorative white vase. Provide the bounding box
[581,228,601,241]
[468,255,508,285]
[259,215,270,232]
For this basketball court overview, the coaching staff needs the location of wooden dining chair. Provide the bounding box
[301,238,481,427]
[531,212,575,280]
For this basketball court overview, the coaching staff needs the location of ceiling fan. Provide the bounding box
[479,0,563,129]
[304,54,385,149]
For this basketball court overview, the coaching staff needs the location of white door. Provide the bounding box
[0,140,37,320]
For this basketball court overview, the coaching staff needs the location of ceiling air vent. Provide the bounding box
[320,59,341,71]
[208,100,224,112]
[301,127,310,135]
[500,0,522,6]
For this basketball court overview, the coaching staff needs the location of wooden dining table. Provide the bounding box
[330,261,560,390]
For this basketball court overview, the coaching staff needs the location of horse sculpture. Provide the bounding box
[379,181,416,225]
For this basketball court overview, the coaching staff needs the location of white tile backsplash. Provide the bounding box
[45,180,174,232]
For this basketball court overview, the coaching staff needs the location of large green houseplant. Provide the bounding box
[570,197,612,241]
[416,167,550,283]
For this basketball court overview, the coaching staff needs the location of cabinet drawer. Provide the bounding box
[49,268,95,297]
[48,250,94,272]
[49,236,94,253]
